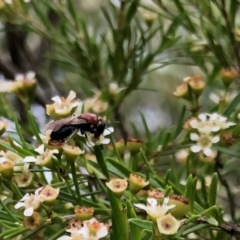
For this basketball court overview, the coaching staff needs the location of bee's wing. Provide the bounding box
[44,116,87,132]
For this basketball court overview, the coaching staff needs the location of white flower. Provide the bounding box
[108,82,124,95]
[57,217,109,240]
[190,113,235,134]
[190,133,220,156]
[0,71,36,94]
[14,188,45,216]
[79,217,109,240]
[52,91,79,114]
[209,91,237,104]
[156,213,181,235]
[83,95,108,114]
[13,163,33,187]
[134,197,175,220]
[46,91,80,118]
[206,113,236,130]
[84,127,114,147]
[189,115,218,134]
[23,144,58,166]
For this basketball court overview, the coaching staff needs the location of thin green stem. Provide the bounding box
[0,200,21,222]
[70,161,82,205]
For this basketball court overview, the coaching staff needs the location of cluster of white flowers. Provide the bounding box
[57,217,109,240]
[134,197,181,235]
[189,113,235,156]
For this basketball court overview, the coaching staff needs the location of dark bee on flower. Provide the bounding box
[45,113,106,146]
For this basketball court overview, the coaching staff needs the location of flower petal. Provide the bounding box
[190,133,199,141]
[24,207,34,216]
[23,156,37,163]
[198,113,207,122]
[189,119,198,128]
[96,225,109,238]
[134,203,147,210]
[67,91,76,102]
[0,82,15,92]
[147,198,158,207]
[203,148,213,156]
[20,193,30,201]
[51,96,62,103]
[211,135,220,143]
[26,71,36,80]
[14,202,25,209]
[15,74,24,81]
[35,144,45,154]
[190,145,201,153]
[56,236,73,240]
[104,127,114,136]
[100,138,110,144]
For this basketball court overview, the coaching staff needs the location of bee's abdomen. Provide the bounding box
[50,125,78,140]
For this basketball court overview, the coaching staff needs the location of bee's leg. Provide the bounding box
[64,129,79,143]
[85,133,95,148]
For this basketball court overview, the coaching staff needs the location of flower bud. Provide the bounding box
[173,84,189,100]
[127,138,144,155]
[138,7,158,27]
[183,117,197,131]
[184,76,206,96]
[106,178,128,197]
[67,217,82,231]
[175,149,189,163]
[74,206,94,221]
[220,68,238,88]
[148,189,165,199]
[83,93,108,113]
[23,212,42,230]
[62,144,84,162]
[12,72,37,104]
[38,185,60,205]
[220,131,237,146]
[167,195,189,219]
[156,213,181,235]
[113,138,144,156]
[129,173,149,194]
[0,159,14,179]
[112,139,125,156]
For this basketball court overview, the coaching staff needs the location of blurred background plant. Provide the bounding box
[1,0,240,239]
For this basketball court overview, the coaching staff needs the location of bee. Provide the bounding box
[45,113,106,145]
